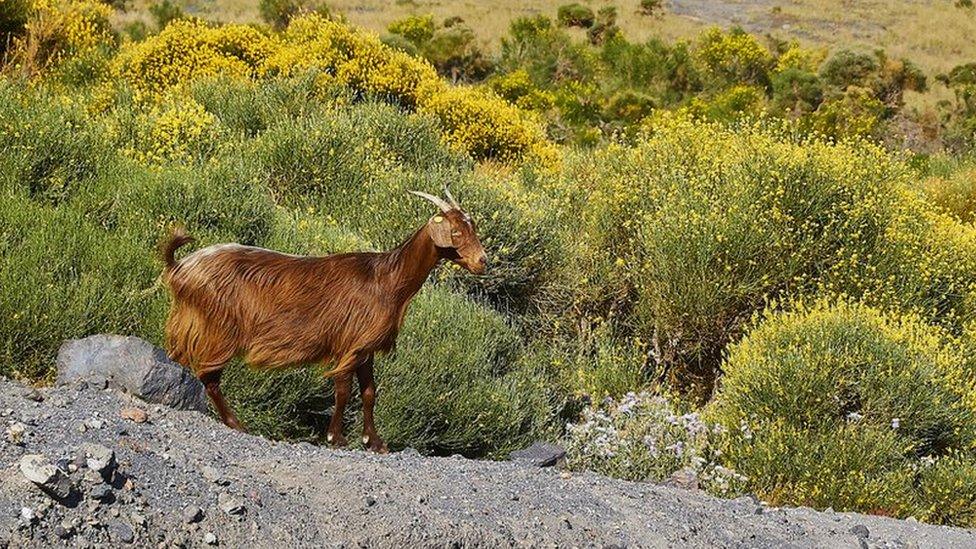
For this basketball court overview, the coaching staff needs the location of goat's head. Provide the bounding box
[408,186,487,275]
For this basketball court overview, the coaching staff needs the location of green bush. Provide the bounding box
[771,67,823,115]
[259,0,329,31]
[709,300,976,515]
[556,3,595,28]
[369,286,554,457]
[915,453,976,527]
[148,0,184,30]
[819,49,879,90]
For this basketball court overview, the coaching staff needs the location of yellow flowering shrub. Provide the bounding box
[123,98,224,164]
[922,164,976,224]
[6,0,114,75]
[113,19,277,97]
[774,44,826,73]
[709,300,976,516]
[418,85,555,163]
[693,27,772,87]
[806,85,886,139]
[555,112,976,398]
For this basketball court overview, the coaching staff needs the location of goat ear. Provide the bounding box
[428,215,454,248]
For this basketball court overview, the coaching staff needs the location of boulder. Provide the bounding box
[56,335,206,412]
[509,442,566,468]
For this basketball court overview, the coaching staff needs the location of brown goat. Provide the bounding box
[160,189,486,452]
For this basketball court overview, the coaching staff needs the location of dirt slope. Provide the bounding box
[1,378,974,548]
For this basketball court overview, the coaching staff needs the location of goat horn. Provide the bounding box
[443,184,460,209]
[408,190,452,213]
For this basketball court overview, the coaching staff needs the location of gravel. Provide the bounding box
[1,376,975,548]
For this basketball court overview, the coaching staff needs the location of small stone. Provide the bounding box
[124,478,135,490]
[130,512,145,527]
[364,495,376,507]
[86,418,105,430]
[218,492,245,515]
[415,495,426,504]
[204,532,218,545]
[6,421,27,445]
[851,524,870,539]
[90,483,113,502]
[559,471,572,480]
[19,507,35,524]
[23,388,44,402]
[182,505,204,524]
[54,521,75,539]
[120,407,148,423]
[201,465,228,485]
[83,444,116,475]
[19,454,74,499]
[109,520,135,544]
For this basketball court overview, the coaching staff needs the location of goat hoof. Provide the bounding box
[326,432,348,448]
[365,436,388,454]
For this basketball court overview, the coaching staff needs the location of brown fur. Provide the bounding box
[160,206,486,450]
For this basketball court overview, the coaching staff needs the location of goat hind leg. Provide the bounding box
[326,372,352,448]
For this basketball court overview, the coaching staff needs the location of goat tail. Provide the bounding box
[160,226,195,271]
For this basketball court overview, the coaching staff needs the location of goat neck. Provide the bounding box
[383,223,442,300]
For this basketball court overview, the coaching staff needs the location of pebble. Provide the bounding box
[218,492,245,515]
[851,524,870,539]
[90,483,114,502]
[83,444,116,475]
[109,520,135,544]
[121,407,149,423]
[6,421,27,444]
[182,505,204,524]
[204,532,218,545]
[365,495,376,507]
[20,507,35,524]
[54,521,75,539]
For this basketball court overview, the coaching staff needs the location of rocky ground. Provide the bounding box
[1,377,975,548]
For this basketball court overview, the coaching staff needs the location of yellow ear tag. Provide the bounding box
[433,216,444,223]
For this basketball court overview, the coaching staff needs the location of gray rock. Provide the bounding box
[204,532,218,545]
[90,484,113,502]
[182,506,204,524]
[54,521,74,539]
[83,444,116,475]
[218,493,245,515]
[509,442,566,467]
[851,524,870,539]
[109,520,135,544]
[19,454,74,499]
[56,334,206,412]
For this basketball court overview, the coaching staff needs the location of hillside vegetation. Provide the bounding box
[2,0,976,527]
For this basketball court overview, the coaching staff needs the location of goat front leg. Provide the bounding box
[326,370,353,448]
[356,355,387,453]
